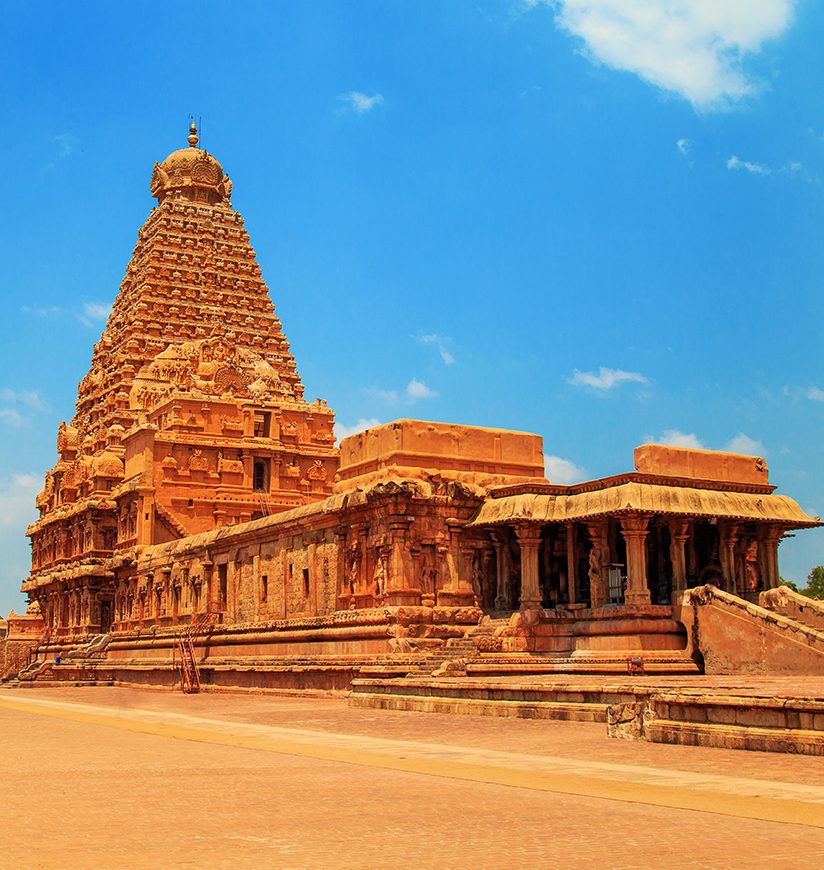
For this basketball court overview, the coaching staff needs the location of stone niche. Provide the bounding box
[634,443,769,486]
[335,419,547,491]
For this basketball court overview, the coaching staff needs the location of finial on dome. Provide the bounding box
[188,120,199,149]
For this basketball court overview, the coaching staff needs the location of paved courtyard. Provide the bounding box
[1,686,823,869]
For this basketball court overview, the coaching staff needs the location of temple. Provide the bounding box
[4,127,823,695]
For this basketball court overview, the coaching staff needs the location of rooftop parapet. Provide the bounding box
[336,419,547,492]
[634,443,769,487]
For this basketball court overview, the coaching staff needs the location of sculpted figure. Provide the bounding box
[588,545,602,602]
[374,557,386,597]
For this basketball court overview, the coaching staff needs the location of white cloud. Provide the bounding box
[568,366,648,391]
[725,432,765,455]
[0,409,26,428]
[369,378,438,403]
[406,379,437,401]
[369,387,400,402]
[44,133,79,172]
[340,91,384,114]
[727,154,770,175]
[334,418,382,443]
[0,388,48,427]
[0,389,46,411]
[21,304,63,317]
[676,138,691,156]
[55,133,78,157]
[653,429,705,449]
[78,301,111,327]
[544,454,587,484]
[0,473,40,528]
[417,333,456,365]
[532,0,796,110]
[807,386,824,402]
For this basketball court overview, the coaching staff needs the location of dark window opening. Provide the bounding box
[261,574,268,603]
[303,568,310,597]
[218,563,228,609]
[253,411,272,438]
[253,460,268,492]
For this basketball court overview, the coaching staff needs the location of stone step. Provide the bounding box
[349,691,607,721]
[646,719,824,756]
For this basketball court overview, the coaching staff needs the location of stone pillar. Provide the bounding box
[515,524,542,611]
[758,525,782,590]
[386,517,419,605]
[335,528,348,609]
[668,519,690,592]
[621,514,651,607]
[719,521,740,593]
[565,522,578,605]
[491,530,509,611]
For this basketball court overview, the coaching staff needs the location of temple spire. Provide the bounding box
[187,119,199,148]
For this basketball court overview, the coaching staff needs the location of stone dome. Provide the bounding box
[91,450,124,479]
[150,123,232,204]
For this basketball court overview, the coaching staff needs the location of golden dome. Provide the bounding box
[150,123,232,204]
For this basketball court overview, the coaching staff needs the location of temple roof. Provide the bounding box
[469,481,822,528]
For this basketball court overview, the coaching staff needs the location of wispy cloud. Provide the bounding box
[726,155,803,176]
[807,386,824,402]
[0,389,47,412]
[527,0,796,110]
[78,301,112,328]
[0,473,40,527]
[44,132,79,172]
[676,138,691,157]
[21,304,64,317]
[22,300,112,328]
[406,379,437,400]
[651,429,705,449]
[334,417,382,443]
[369,379,438,404]
[339,91,384,114]
[725,433,766,455]
[0,388,48,427]
[544,454,586,485]
[726,154,770,175]
[646,429,766,455]
[568,366,648,391]
[417,333,455,365]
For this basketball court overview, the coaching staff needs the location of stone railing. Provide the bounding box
[759,585,824,632]
[687,584,824,651]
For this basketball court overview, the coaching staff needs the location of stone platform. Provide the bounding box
[349,674,824,756]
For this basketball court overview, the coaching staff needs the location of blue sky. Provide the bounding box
[0,1,822,614]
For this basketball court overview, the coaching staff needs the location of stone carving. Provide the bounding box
[188,450,210,472]
[373,557,386,597]
[218,453,244,475]
[307,460,327,482]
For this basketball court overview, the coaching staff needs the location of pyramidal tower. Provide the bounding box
[24,125,338,632]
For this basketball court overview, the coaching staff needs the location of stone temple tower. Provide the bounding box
[24,124,338,635]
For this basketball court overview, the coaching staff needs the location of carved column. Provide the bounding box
[719,521,740,593]
[668,519,690,593]
[490,530,509,610]
[334,527,349,610]
[386,517,418,605]
[565,522,578,605]
[620,514,651,607]
[515,523,542,610]
[758,525,782,590]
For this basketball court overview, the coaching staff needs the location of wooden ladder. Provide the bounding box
[176,635,201,693]
[176,613,212,694]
